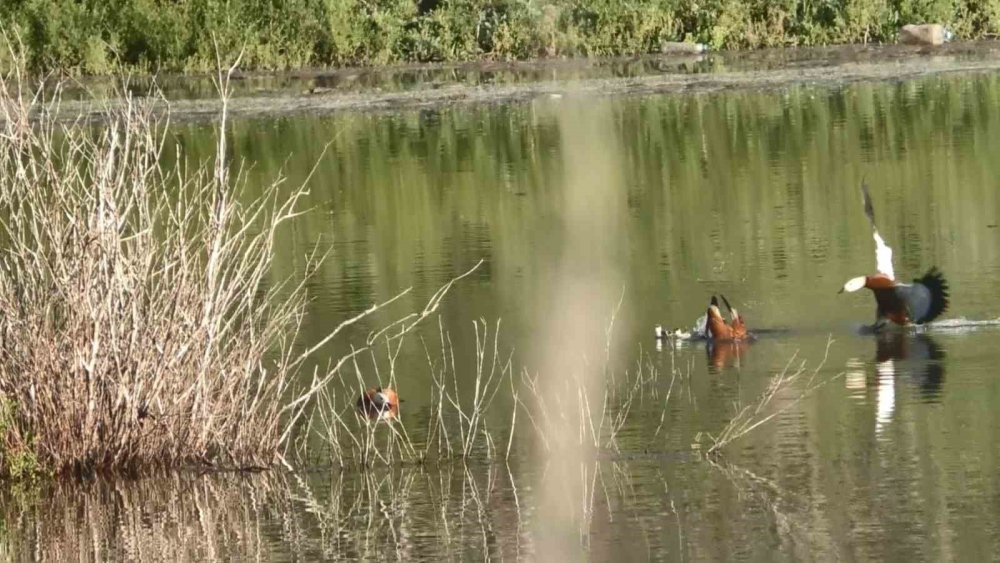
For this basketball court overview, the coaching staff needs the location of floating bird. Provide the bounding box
[655,310,711,343]
[356,387,399,421]
[839,182,949,329]
[706,294,749,341]
[655,324,693,340]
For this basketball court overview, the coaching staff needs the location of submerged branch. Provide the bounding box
[706,336,842,456]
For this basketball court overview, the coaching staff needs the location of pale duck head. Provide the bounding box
[840,276,867,293]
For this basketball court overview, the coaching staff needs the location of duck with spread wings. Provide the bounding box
[839,182,949,330]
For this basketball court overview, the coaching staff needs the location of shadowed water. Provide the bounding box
[5,68,1000,560]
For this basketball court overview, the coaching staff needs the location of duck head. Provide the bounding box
[839,276,867,294]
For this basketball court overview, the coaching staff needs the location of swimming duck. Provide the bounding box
[357,387,400,421]
[839,182,949,329]
[706,294,749,341]
[655,309,711,343]
[655,325,692,340]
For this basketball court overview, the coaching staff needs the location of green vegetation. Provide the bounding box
[2,0,1000,75]
[0,397,39,480]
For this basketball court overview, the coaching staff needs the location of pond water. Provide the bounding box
[5,61,1000,561]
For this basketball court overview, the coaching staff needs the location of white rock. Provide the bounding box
[899,24,953,46]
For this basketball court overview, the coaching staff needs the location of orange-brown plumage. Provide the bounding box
[862,274,911,324]
[864,273,896,290]
[706,295,749,341]
[843,271,949,327]
[841,183,949,327]
[357,387,399,421]
[708,340,749,371]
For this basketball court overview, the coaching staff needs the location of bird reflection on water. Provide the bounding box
[706,340,750,373]
[846,331,946,435]
[874,331,946,399]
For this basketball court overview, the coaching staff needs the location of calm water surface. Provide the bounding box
[5,69,1000,561]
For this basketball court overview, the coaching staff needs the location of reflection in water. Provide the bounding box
[0,460,786,561]
[875,332,946,398]
[7,450,869,562]
[846,332,947,435]
[707,339,751,372]
[875,357,895,436]
[1,473,293,561]
[0,467,526,561]
[702,456,835,559]
[215,69,1000,367]
[844,357,867,396]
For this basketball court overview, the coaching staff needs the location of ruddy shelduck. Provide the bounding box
[839,182,949,329]
[357,387,400,421]
[706,294,749,341]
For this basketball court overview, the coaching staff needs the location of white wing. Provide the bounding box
[862,182,895,279]
[873,229,895,279]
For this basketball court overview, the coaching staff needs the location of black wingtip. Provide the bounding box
[710,295,719,307]
[915,267,949,324]
[719,294,734,314]
[861,181,876,227]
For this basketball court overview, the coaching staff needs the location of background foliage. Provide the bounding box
[1,0,999,74]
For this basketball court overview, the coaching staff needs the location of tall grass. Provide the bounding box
[305,307,686,471]
[309,318,520,466]
[3,0,1000,75]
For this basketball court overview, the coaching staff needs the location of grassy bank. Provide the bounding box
[2,0,999,75]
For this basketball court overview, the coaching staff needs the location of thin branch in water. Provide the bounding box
[707,336,841,455]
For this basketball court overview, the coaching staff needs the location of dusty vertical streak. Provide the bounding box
[533,98,625,557]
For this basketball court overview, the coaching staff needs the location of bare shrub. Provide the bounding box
[0,45,314,474]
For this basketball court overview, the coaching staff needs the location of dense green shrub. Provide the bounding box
[0,0,998,74]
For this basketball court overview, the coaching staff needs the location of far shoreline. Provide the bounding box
[34,40,1000,122]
